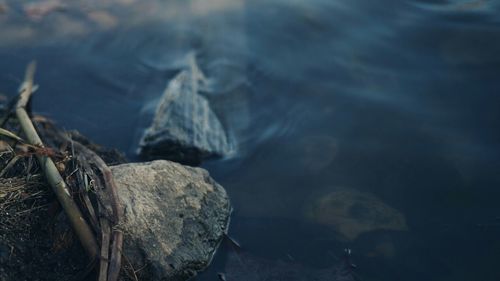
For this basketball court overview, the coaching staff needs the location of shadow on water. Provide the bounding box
[1,0,500,280]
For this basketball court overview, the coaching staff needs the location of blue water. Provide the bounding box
[1,0,499,280]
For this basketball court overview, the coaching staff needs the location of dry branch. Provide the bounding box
[14,61,99,259]
[72,141,124,281]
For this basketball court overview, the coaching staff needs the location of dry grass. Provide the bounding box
[0,119,48,230]
[0,85,127,280]
[0,174,48,228]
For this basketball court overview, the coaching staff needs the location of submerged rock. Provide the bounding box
[305,188,408,241]
[138,55,236,166]
[223,251,357,281]
[111,160,231,281]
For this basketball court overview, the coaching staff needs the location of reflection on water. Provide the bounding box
[1,0,500,280]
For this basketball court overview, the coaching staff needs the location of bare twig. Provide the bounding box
[17,70,126,280]
[0,155,21,177]
[122,254,140,281]
[98,219,111,281]
[14,61,98,259]
[0,128,24,142]
[72,141,123,281]
[81,191,100,231]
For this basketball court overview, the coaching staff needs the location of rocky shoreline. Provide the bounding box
[0,60,233,281]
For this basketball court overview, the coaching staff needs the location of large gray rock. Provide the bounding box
[111,160,231,281]
[138,56,236,166]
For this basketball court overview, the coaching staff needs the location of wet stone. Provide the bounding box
[138,57,236,166]
[111,160,231,281]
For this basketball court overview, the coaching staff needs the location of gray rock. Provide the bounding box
[111,160,231,281]
[138,55,236,166]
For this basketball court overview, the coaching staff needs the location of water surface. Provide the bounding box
[0,0,499,280]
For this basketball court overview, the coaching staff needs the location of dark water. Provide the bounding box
[1,0,500,280]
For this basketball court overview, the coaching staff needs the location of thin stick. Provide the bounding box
[122,254,139,281]
[0,155,21,177]
[81,191,100,231]
[14,61,98,259]
[72,141,123,281]
[107,230,123,281]
[98,219,111,281]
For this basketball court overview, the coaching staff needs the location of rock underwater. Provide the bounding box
[305,188,408,241]
[138,55,236,166]
[111,160,231,281]
[223,251,357,281]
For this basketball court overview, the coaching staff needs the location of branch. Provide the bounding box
[14,61,99,259]
[72,141,123,281]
